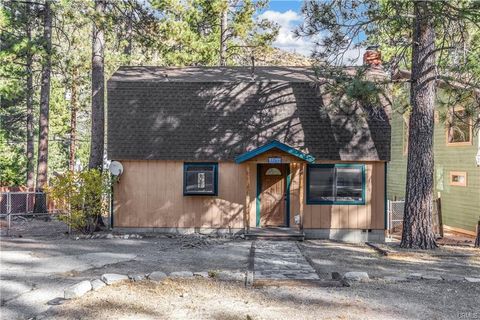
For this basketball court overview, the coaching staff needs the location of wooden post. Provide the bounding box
[245,164,251,233]
[475,218,480,248]
[299,163,304,231]
[436,192,444,238]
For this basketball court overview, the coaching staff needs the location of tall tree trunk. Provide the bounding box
[400,1,437,249]
[34,1,52,213]
[219,6,228,66]
[88,0,106,170]
[69,68,78,171]
[25,3,35,190]
[89,0,107,229]
[123,11,133,63]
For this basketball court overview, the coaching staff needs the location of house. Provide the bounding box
[388,98,480,236]
[107,66,391,242]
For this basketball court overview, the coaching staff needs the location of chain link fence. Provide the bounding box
[387,200,405,234]
[387,199,443,238]
[0,192,69,237]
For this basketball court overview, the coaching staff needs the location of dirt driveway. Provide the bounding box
[1,235,479,320]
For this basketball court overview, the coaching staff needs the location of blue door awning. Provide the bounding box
[234,140,315,164]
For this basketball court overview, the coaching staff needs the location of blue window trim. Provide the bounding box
[256,164,261,227]
[306,163,366,205]
[285,165,291,226]
[183,162,218,196]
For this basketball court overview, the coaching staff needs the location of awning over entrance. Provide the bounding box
[234,140,315,164]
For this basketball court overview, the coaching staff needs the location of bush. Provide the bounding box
[47,169,111,234]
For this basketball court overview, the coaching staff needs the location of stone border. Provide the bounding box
[380,273,480,283]
[63,269,247,300]
[366,242,477,258]
[338,271,480,284]
[73,233,144,240]
[61,268,480,300]
[72,232,247,241]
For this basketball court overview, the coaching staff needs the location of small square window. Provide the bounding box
[183,163,218,195]
[446,109,472,146]
[449,171,467,187]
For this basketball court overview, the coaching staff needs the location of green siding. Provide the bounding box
[388,110,480,232]
[387,113,408,200]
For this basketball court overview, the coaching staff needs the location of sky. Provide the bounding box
[258,1,312,56]
[258,1,365,64]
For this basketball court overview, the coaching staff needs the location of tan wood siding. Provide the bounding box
[299,162,385,230]
[114,161,247,229]
[114,160,385,230]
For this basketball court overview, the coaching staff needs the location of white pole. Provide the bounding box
[7,193,11,236]
[476,125,480,166]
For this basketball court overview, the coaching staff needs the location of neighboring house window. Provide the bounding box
[402,114,409,156]
[449,171,467,187]
[183,163,218,195]
[307,164,365,205]
[446,108,472,146]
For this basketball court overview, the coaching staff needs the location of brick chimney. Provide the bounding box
[363,45,382,67]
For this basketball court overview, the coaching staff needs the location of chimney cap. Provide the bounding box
[363,46,382,67]
[366,45,380,51]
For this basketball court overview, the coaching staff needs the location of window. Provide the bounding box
[265,168,282,176]
[183,163,218,195]
[307,164,365,205]
[449,171,467,187]
[446,108,472,146]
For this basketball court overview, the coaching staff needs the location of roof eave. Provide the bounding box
[234,140,316,164]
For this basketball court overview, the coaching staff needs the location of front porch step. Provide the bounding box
[245,227,305,241]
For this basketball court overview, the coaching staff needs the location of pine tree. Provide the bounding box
[34,0,53,212]
[88,0,106,170]
[298,0,480,249]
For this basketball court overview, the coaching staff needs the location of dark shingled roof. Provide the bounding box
[107,66,391,162]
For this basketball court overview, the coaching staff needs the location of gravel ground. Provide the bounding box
[44,278,480,320]
[0,215,69,238]
[300,240,480,279]
[1,236,479,319]
[1,236,251,319]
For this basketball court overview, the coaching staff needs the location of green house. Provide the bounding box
[388,101,480,235]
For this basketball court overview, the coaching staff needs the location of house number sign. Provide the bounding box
[268,157,282,164]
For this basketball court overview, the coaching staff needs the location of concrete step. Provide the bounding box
[245,228,305,241]
[246,235,305,241]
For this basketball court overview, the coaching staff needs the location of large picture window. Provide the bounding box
[307,164,365,205]
[183,163,218,196]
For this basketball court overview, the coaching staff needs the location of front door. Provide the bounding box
[260,164,287,227]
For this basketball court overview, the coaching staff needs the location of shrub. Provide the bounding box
[47,169,111,234]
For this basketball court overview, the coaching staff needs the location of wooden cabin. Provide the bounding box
[107,66,391,242]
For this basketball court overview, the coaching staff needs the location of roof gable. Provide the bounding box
[235,140,316,163]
